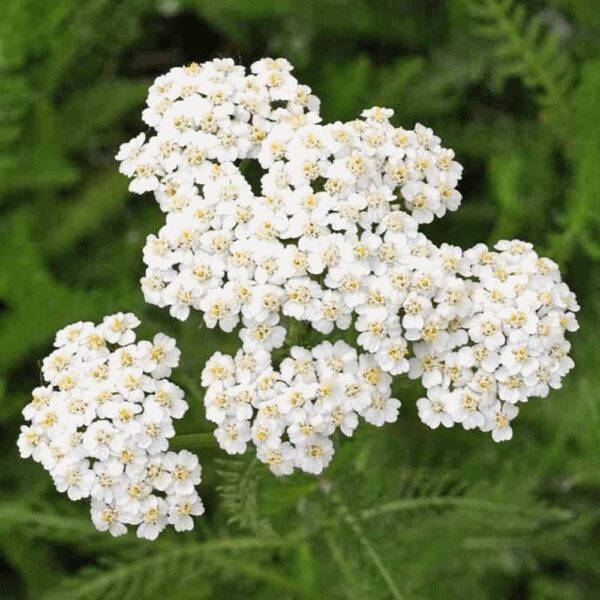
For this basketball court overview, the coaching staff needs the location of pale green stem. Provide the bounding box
[329,489,404,600]
[171,432,216,450]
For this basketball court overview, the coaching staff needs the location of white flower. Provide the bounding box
[203,341,401,475]
[257,442,296,476]
[409,344,443,388]
[116,133,147,175]
[139,333,181,378]
[136,404,175,453]
[360,393,400,426]
[53,459,95,501]
[215,418,252,454]
[356,313,401,353]
[198,289,239,331]
[116,56,465,356]
[482,402,518,442]
[167,492,205,531]
[128,154,162,195]
[280,346,317,383]
[201,352,236,388]
[164,279,200,321]
[448,389,486,430]
[136,495,168,540]
[83,421,117,461]
[101,313,140,345]
[239,317,286,352]
[91,500,128,537]
[295,435,334,475]
[163,450,202,495]
[152,380,188,418]
[417,387,455,429]
[17,425,46,461]
[401,181,440,223]
[375,339,409,375]
[468,313,505,351]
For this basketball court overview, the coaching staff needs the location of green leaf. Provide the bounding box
[547,59,600,264]
[59,79,149,151]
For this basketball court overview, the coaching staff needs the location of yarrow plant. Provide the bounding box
[114,57,580,476]
[20,56,580,536]
[18,313,204,539]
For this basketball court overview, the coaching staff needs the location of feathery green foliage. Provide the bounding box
[1,0,599,598]
[216,457,277,536]
[462,0,574,110]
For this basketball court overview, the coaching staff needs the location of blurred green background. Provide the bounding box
[1,0,599,598]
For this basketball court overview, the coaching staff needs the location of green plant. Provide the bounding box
[1,0,599,597]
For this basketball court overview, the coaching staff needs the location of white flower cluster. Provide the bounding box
[200,237,579,473]
[116,57,462,328]
[116,57,579,475]
[410,240,579,441]
[201,341,399,475]
[18,313,204,539]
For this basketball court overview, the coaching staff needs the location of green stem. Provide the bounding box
[329,489,404,600]
[286,317,313,348]
[170,433,216,450]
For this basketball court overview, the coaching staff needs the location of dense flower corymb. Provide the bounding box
[117,56,579,476]
[202,341,400,475]
[18,313,204,539]
[116,57,463,332]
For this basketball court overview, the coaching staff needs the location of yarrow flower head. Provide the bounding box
[201,341,400,475]
[18,313,204,539]
[117,57,463,332]
[411,240,580,441]
[114,57,580,476]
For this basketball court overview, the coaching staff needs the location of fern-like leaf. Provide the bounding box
[44,537,293,600]
[216,456,276,537]
[462,0,574,115]
[548,59,600,263]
